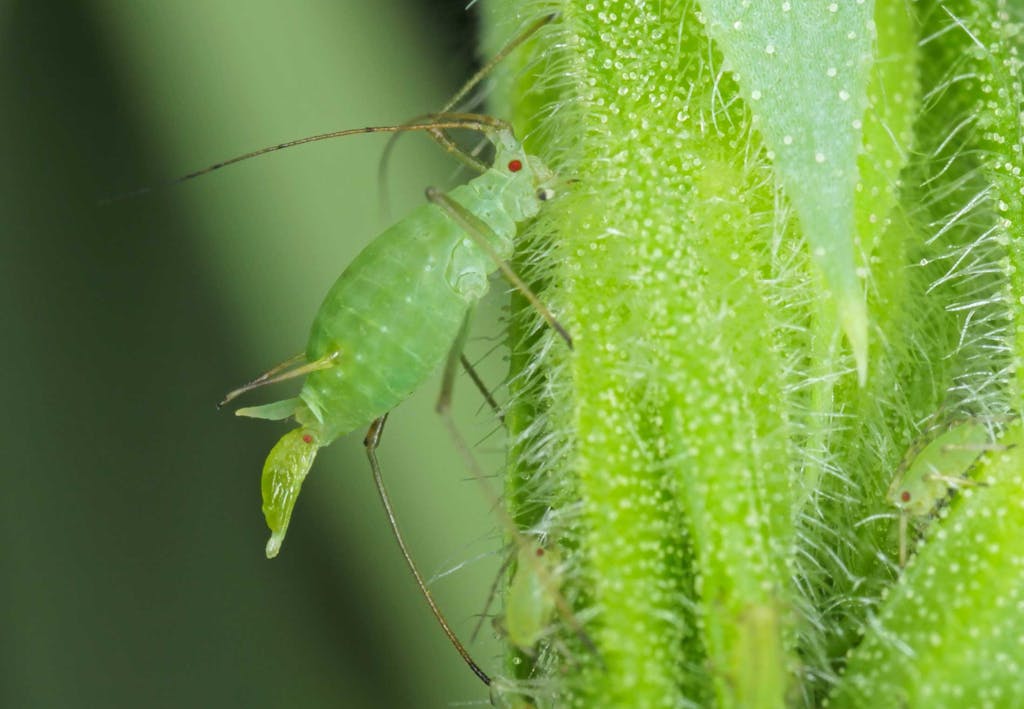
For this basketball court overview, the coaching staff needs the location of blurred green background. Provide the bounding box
[1,1,511,706]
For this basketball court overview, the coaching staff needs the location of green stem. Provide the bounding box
[479,1,1024,707]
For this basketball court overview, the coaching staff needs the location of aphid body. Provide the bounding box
[240,127,558,558]
[886,420,992,565]
[505,544,562,651]
[886,420,990,516]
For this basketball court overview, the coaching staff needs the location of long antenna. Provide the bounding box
[105,14,558,206]
[103,113,509,203]
[440,13,557,114]
[377,12,558,219]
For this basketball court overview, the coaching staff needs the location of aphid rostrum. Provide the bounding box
[886,419,994,566]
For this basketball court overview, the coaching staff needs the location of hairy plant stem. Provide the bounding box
[479,1,1024,707]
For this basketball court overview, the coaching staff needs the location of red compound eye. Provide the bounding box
[535,548,545,557]
[302,434,313,444]
[508,159,523,172]
[901,491,911,503]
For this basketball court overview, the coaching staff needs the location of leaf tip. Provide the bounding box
[839,295,869,386]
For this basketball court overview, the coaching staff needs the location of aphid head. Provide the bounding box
[887,482,913,510]
[491,130,559,222]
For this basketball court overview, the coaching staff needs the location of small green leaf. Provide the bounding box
[699,0,875,381]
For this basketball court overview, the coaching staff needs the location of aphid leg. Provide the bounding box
[378,127,487,221]
[461,354,506,425]
[442,321,511,643]
[426,187,573,349]
[220,350,341,407]
[898,511,909,568]
[362,414,492,687]
[434,308,504,424]
[437,312,475,416]
[471,551,516,643]
[920,472,989,489]
[434,318,602,663]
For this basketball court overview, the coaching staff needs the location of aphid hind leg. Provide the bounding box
[471,550,516,644]
[220,350,340,407]
[433,308,505,423]
[437,312,475,417]
[362,414,492,686]
[440,317,511,644]
[425,187,573,350]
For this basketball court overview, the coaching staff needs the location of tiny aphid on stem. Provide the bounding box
[173,12,570,691]
[474,541,575,708]
[504,544,563,652]
[476,540,567,650]
[886,419,996,566]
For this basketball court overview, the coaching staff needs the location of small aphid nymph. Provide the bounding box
[505,544,562,652]
[887,419,995,566]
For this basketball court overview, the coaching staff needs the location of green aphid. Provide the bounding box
[505,544,563,652]
[228,118,563,559]
[167,12,567,563]
[887,420,993,566]
[203,111,567,560]
[190,13,568,692]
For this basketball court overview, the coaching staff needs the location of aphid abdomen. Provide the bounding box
[300,187,508,441]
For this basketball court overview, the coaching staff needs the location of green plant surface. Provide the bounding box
[829,422,1024,707]
[478,0,1024,707]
